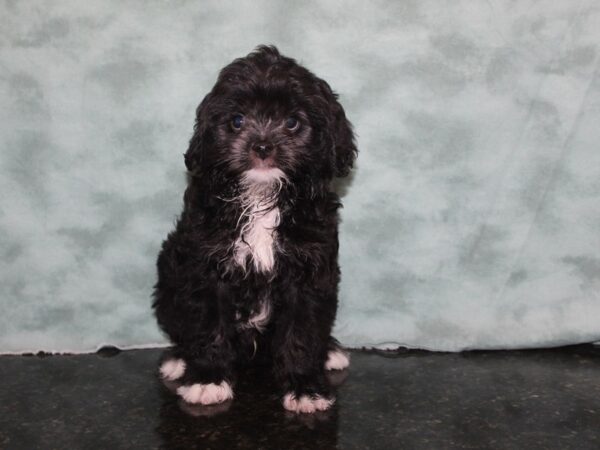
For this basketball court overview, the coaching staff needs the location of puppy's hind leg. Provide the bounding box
[325,337,350,371]
[159,348,187,381]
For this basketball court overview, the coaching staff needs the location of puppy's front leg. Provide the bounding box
[272,285,336,413]
[155,271,237,405]
[174,328,237,406]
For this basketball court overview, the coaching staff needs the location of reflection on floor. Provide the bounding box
[1,345,599,449]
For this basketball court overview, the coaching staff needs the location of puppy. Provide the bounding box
[153,45,357,413]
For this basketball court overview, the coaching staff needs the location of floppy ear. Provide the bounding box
[316,80,357,178]
[330,99,357,177]
[184,93,214,174]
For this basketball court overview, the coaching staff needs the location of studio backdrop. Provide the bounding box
[1,0,599,353]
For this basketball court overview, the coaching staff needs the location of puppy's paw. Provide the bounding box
[282,393,334,414]
[325,349,350,371]
[177,381,234,405]
[159,358,186,381]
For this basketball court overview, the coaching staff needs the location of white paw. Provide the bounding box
[177,381,234,405]
[325,349,350,371]
[282,393,334,413]
[159,358,186,381]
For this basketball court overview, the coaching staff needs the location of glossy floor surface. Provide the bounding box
[1,345,599,449]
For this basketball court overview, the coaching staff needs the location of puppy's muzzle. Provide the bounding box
[252,142,273,160]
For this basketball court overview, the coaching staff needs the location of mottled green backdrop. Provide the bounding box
[1,0,599,352]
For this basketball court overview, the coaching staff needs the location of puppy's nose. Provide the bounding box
[252,142,273,159]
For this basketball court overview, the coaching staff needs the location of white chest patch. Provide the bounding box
[233,200,280,273]
[232,170,285,274]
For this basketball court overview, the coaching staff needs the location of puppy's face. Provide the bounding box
[184,46,357,188]
[215,94,313,185]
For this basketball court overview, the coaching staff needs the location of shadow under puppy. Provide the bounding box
[153,46,357,413]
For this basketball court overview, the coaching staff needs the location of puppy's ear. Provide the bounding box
[330,100,357,177]
[184,93,214,173]
[317,81,357,178]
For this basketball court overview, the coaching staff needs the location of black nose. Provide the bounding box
[252,143,273,159]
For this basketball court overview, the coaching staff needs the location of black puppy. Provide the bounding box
[153,46,357,413]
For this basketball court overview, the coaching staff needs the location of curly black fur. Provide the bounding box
[153,45,357,409]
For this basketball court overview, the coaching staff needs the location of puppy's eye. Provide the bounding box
[285,117,299,131]
[231,115,244,130]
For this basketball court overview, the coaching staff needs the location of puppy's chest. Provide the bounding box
[233,204,280,273]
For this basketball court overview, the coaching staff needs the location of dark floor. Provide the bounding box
[1,345,599,450]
